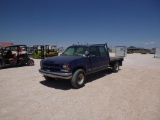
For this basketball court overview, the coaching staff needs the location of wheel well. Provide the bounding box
[119,60,122,66]
[72,66,86,73]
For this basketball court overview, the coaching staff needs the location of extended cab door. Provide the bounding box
[88,46,101,70]
[98,46,109,67]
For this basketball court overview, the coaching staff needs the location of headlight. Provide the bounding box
[62,64,70,71]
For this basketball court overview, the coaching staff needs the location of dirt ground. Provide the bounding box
[0,53,160,120]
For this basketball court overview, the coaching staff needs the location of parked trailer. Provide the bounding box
[115,46,127,57]
[154,48,160,58]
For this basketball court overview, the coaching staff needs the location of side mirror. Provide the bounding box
[85,51,89,56]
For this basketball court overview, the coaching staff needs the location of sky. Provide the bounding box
[0,0,160,49]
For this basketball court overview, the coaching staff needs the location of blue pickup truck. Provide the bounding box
[39,44,124,88]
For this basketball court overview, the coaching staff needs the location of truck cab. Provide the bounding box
[39,44,124,88]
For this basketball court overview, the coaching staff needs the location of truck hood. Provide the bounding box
[42,56,84,64]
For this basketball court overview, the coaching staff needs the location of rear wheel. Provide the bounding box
[71,69,86,88]
[27,59,34,66]
[44,76,55,81]
[112,62,119,72]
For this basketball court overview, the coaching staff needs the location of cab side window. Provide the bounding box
[98,46,107,56]
[89,46,99,56]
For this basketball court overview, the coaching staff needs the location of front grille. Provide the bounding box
[42,63,61,72]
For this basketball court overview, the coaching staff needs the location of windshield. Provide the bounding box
[62,46,88,56]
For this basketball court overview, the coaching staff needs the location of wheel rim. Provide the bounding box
[77,73,84,85]
[29,60,33,65]
[115,63,119,70]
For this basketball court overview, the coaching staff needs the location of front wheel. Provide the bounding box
[27,59,34,66]
[71,69,86,89]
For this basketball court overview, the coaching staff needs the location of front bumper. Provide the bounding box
[39,69,72,79]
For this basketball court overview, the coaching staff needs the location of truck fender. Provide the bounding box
[72,65,87,74]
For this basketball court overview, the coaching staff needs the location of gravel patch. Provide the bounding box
[0,53,160,120]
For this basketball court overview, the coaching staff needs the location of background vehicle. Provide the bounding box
[32,45,58,59]
[154,48,160,58]
[39,44,124,88]
[0,45,34,69]
[115,46,127,57]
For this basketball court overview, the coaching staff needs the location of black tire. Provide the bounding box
[0,62,3,69]
[71,69,86,89]
[44,76,55,81]
[27,59,34,66]
[112,62,119,72]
